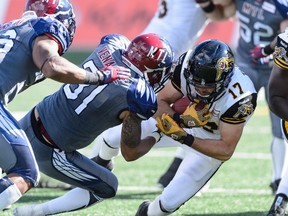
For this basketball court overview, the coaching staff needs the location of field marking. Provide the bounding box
[145,150,271,160]
[118,186,270,195]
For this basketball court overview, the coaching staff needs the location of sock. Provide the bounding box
[271,137,286,181]
[42,188,102,215]
[0,177,22,210]
[148,196,170,216]
[98,138,120,161]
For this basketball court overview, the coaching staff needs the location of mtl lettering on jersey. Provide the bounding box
[97,46,116,67]
[241,1,276,19]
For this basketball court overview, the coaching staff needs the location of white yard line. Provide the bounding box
[118,186,270,195]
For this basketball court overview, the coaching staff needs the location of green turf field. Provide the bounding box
[4,70,278,215]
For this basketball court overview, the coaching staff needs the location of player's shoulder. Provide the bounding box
[274,0,288,18]
[99,34,130,50]
[274,30,288,69]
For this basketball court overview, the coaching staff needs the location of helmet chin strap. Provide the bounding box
[121,56,144,77]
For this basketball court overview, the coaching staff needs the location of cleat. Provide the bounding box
[91,155,114,171]
[3,205,11,211]
[267,193,287,216]
[270,179,281,195]
[135,200,150,216]
[13,204,44,216]
[157,157,182,188]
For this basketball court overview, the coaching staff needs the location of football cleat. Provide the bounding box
[157,157,182,188]
[267,193,288,216]
[135,200,151,216]
[13,204,44,216]
[91,155,115,171]
[270,179,281,195]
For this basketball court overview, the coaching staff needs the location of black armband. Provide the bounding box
[263,44,274,56]
[84,71,100,85]
[195,0,210,3]
[202,1,215,13]
[173,113,185,127]
[182,134,195,147]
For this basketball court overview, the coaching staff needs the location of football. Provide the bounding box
[171,96,191,114]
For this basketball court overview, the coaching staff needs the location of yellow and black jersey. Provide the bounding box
[274,31,288,70]
[169,50,257,139]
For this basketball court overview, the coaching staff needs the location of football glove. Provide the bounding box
[99,66,131,84]
[156,114,194,146]
[173,102,211,128]
[250,44,273,64]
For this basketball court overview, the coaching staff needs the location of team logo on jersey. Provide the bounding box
[215,56,234,81]
[234,103,254,119]
[274,46,288,69]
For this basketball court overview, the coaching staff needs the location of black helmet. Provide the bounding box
[184,39,235,103]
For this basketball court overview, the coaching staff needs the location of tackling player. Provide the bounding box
[0,0,129,211]
[13,33,174,215]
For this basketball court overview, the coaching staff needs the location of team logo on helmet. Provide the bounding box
[215,56,234,81]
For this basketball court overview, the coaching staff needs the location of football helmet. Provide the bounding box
[184,39,235,103]
[24,0,76,45]
[122,33,174,93]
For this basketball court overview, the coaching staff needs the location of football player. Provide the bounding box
[267,27,288,216]
[0,0,129,211]
[91,0,211,189]
[195,0,288,195]
[126,39,256,215]
[13,33,174,215]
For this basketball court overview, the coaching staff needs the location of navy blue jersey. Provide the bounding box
[36,34,157,152]
[0,15,70,104]
[235,0,283,70]
[273,0,288,18]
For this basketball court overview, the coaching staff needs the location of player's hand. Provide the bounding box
[250,45,268,64]
[156,114,194,145]
[99,66,131,84]
[173,102,211,128]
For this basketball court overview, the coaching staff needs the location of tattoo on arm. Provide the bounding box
[122,113,142,148]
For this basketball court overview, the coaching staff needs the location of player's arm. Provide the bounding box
[196,0,236,21]
[120,111,157,161]
[32,35,130,84]
[268,66,288,120]
[189,121,244,161]
[154,80,184,118]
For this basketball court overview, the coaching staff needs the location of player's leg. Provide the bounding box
[136,147,222,215]
[90,126,121,171]
[157,147,185,188]
[265,86,287,195]
[14,148,118,215]
[267,119,288,215]
[0,105,39,211]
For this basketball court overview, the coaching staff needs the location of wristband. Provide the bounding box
[262,45,274,56]
[182,134,195,147]
[202,1,215,13]
[195,0,210,3]
[150,130,162,143]
[84,71,100,85]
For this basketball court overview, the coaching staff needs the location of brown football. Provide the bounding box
[171,96,191,114]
